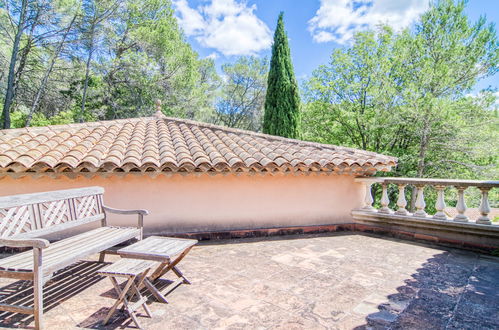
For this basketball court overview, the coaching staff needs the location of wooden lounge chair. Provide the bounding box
[0,186,148,329]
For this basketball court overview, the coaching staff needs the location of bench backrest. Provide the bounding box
[0,187,104,239]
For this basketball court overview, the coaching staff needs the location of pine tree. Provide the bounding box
[263,12,300,138]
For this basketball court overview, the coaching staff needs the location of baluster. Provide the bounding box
[453,186,468,222]
[433,185,447,220]
[413,185,427,217]
[378,183,391,214]
[476,187,491,225]
[395,184,408,215]
[362,181,375,211]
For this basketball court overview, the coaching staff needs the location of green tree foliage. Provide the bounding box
[215,56,267,131]
[399,0,498,178]
[0,0,71,128]
[99,0,215,120]
[263,12,300,138]
[303,0,498,181]
[0,0,219,128]
[303,27,405,151]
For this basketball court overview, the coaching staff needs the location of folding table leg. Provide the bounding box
[122,292,144,330]
[132,273,153,318]
[103,276,135,325]
[143,278,169,304]
[152,246,194,282]
[102,275,151,329]
[172,266,191,284]
[150,262,169,281]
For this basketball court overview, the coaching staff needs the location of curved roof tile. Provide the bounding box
[0,113,397,174]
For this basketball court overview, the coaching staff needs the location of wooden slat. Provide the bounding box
[0,227,110,270]
[28,204,37,232]
[12,214,104,240]
[0,187,104,208]
[99,259,155,277]
[6,205,30,237]
[68,197,77,221]
[0,303,34,314]
[0,269,33,280]
[102,206,148,215]
[0,227,140,273]
[0,205,31,238]
[33,247,43,329]
[0,237,49,249]
[2,229,123,273]
[41,228,136,266]
[0,227,112,270]
[34,203,42,230]
[118,236,197,262]
[45,229,140,274]
[143,278,169,303]
[43,228,139,274]
[34,228,128,270]
[0,208,17,234]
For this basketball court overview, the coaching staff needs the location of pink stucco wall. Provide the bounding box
[0,173,364,234]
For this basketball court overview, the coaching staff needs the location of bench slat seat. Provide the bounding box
[0,226,140,275]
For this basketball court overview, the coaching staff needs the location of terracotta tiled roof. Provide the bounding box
[0,112,397,175]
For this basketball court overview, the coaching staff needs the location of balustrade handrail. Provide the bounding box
[355,177,499,188]
[354,176,498,225]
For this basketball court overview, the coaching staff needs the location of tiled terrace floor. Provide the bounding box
[0,233,498,329]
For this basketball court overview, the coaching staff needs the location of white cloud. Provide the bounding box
[174,0,206,35]
[308,0,429,44]
[173,0,272,56]
[206,52,219,60]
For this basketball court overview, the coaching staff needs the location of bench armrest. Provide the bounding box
[102,206,149,216]
[0,238,50,249]
[102,205,148,236]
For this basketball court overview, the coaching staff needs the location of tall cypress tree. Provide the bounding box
[263,12,300,138]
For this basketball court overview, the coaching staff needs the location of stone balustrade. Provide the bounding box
[352,177,499,249]
[355,177,498,224]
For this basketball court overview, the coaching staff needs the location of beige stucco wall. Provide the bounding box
[0,173,364,234]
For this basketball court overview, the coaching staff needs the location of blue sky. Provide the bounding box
[173,0,499,92]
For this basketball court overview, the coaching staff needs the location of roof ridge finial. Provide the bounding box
[154,99,166,119]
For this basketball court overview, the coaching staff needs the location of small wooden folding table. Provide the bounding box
[117,236,198,303]
[98,258,155,329]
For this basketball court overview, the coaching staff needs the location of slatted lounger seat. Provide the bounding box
[0,187,148,330]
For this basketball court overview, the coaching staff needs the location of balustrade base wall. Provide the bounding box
[352,209,499,252]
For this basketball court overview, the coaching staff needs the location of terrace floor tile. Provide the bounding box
[0,232,497,329]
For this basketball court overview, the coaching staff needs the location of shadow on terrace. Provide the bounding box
[361,249,499,329]
[0,233,497,329]
[0,261,107,328]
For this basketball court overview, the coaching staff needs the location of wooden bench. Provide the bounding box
[0,186,148,329]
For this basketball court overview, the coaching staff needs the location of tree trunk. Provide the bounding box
[80,25,95,123]
[410,116,431,211]
[26,14,77,127]
[2,0,28,129]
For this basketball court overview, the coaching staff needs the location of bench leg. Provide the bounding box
[99,251,106,263]
[33,248,44,330]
